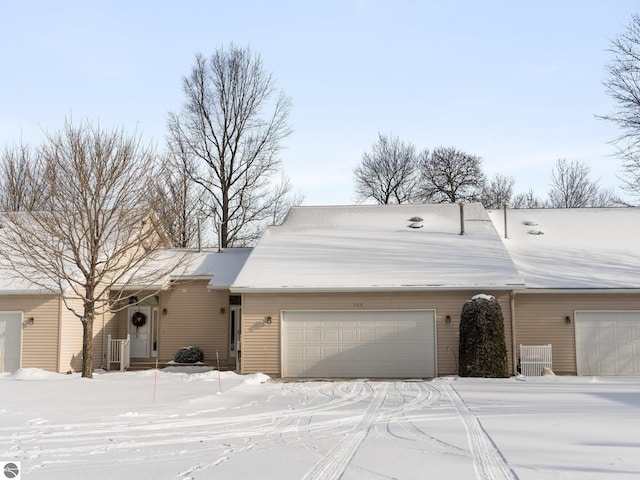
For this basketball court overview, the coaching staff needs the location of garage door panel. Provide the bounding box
[282,310,435,378]
[576,311,640,376]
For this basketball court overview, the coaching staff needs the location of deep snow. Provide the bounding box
[1,368,639,479]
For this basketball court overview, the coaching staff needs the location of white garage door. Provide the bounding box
[282,310,436,378]
[0,312,22,373]
[575,311,640,375]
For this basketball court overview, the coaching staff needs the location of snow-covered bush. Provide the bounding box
[174,346,204,363]
[458,294,509,378]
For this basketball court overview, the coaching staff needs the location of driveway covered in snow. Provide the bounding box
[1,369,639,479]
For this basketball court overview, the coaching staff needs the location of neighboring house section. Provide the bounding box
[112,248,252,370]
[1,241,251,373]
[487,207,640,376]
[232,204,525,378]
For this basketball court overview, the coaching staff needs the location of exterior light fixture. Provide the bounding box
[265,316,272,324]
[565,316,571,324]
[162,308,168,316]
[445,315,451,324]
[27,317,34,326]
[220,307,226,315]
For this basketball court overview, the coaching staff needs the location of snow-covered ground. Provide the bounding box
[1,368,639,480]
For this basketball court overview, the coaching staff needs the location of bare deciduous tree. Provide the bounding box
[157,150,206,249]
[269,174,304,225]
[511,187,546,209]
[419,146,485,203]
[601,14,640,198]
[480,173,515,208]
[0,120,185,378]
[167,44,294,247]
[353,133,419,204]
[547,159,615,208]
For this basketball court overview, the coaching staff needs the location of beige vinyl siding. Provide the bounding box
[513,293,640,375]
[57,297,117,373]
[241,290,513,377]
[58,297,85,373]
[96,308,118,368]
[156,281,230,365]
[0,294,60,372]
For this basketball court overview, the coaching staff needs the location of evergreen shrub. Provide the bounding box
[458,294,509,377]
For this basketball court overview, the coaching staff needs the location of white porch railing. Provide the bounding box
[107,334,131,371]
[520,344,552,376]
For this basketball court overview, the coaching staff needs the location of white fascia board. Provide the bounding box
[0,289,57,295]
[516,288,640,295]
[230,284,526,294]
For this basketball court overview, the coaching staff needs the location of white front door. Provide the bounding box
[0,312,22,373]
[229,305,241,358]
[129,306,151,358]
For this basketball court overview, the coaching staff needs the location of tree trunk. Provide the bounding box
[81,310,94,378]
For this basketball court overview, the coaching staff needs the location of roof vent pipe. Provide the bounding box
[197,215,203,253]
[217,222,223,253]
[503,202,509,239]
[459,202,465,236]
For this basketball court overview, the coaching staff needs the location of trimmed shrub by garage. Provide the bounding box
[174,346,204,364]
[458,294,509,378]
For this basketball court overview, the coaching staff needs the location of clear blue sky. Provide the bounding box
[2,1,639,205]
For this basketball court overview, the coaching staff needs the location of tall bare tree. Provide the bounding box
[480,173,515,208]
[157,150,206,249]
[167,44,293,247]
[419,146,485,203]
[601,14,640,198]
[353,133,419,204]
[547,159,620,208]
[0,120,185,378]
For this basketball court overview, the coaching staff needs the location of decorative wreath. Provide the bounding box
[131,311,147,328]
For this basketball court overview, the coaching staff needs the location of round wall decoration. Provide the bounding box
[131,311,147,328]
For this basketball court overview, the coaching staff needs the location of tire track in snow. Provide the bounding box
[444,383,519,480]
[302,382,388,480]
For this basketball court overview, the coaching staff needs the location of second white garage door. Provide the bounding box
[282,310,436,378]
[575,311,640,375]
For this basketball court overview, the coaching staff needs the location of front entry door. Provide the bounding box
[229,305,241,358]
[128,306,151,358]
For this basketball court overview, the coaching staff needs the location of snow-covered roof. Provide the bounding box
[114,248,252,291]
[0,266,57,294]
[232,203,524,292]
[487,207,640,290]
[205,248,252,288]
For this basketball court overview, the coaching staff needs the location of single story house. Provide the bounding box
[2,203,639,377]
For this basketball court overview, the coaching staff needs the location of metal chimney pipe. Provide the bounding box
[503,202,509,239]
[459,202,465,236]
[197,216,203,253]
[217,222,223,253]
